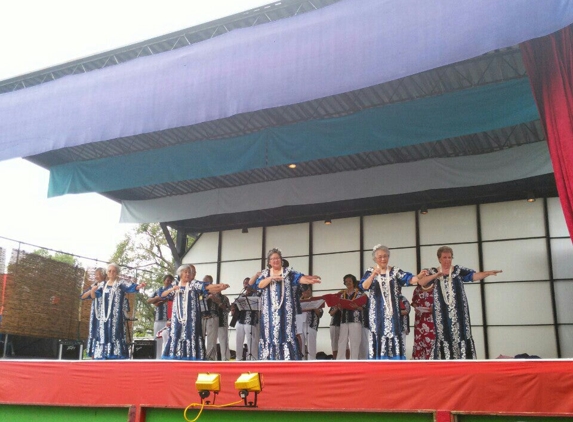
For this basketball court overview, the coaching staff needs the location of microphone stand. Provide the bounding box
[245,288,257,361]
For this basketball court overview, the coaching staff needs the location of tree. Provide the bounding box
[109,223,190,337]
[32,249,81,267]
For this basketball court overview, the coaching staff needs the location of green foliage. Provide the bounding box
[108,223,198,337]
[109,223,179,337]
[53,252,81,267]
[31,249,81,267]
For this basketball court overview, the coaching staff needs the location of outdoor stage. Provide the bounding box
[1,359,573,422]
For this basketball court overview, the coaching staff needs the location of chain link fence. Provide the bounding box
[0,236,153,359]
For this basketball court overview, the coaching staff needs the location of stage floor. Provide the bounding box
[1,359,572,421]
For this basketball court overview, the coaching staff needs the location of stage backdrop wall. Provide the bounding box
[184,197,573,359]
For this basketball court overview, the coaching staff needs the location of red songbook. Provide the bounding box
[322,293,367,310]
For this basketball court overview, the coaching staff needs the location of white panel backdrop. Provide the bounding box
[221,228,262,261]
[266,223,309,257]
[183,232,219,264]
[481,200,545,240]
[488,326,557,358]
[548,197,569,237]
[482,239,549,282]
[183,197,573,359]
[313,252,360,294]
[363,212,416,249]
[313,217,360,254]
[419,205,477,245]
[559,326,573,358]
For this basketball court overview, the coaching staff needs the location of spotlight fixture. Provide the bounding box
[196,373,220,403]
[527,191,536,203]
[235,372,262,407]
[420,205,428,215]
[288,163,297,169]
[242,227,249,234]
[324,219,332,225]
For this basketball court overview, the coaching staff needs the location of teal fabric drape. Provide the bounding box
[48,79,538,197]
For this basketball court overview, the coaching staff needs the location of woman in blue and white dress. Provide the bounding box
[360,245,425,360]
[90,264,146,360]
[80,267,106,358]
[161,264,229,360]
[250,248,321,360]
[422,246,501,360]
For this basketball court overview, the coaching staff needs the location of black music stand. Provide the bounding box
[299,299,325,359]
[235,296,260,360]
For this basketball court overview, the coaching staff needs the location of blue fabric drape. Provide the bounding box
[1,0,571,163]
[48,79,538,196]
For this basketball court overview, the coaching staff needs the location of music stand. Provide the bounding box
[299,299,325,359]
[234,296,260,360]
[199,294,210,314]
[234,296,260,312]
[124,306,138,359]
[300,298,325,312]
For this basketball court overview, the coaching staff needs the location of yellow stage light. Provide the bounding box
[235,372,262,407]
[196,373,220,403]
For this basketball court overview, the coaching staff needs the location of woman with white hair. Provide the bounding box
[360,245,425,360]
[80,267,106,358]
[161,264,229,360]
[89,263,146,359]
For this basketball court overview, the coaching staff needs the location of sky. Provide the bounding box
[0,0,270,262]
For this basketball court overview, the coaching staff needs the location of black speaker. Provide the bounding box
[133,339,156,359]
[59,340,83,360]
[10,335,58,359]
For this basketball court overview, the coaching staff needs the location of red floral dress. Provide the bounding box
[411,283,435,360]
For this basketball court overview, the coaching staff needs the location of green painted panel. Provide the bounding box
[146,408,433,422]
[0,405,128,422]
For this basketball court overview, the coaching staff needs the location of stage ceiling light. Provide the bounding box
[196,372,220,402]
[324,219,332,225]
[235,372,262,407]
[527,191,536,203]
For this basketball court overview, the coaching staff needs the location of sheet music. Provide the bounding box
[300,298,325,311]
[234,296,260,311]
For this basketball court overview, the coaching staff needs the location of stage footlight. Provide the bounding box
[235,372,262,407]
[196,373,220,403]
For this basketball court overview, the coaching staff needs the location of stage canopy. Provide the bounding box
[1,0,572,233]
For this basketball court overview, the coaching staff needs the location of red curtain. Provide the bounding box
[521,25,573,241]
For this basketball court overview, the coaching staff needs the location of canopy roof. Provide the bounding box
[1,0,571,233]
